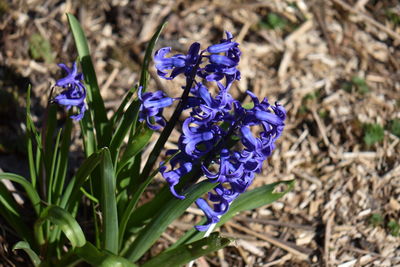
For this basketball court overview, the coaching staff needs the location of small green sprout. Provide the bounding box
[369,213,384,227]
[387,220,400,237]
[389,119,400,138]
[363,123,384,146]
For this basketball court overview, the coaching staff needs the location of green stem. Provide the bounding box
[138,59,201,184]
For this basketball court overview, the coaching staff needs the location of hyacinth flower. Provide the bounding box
[52,62,87,121]
[140,31,286,231]
[138,86,175,130]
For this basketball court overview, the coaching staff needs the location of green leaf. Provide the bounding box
[363,123,384,146]
[260,13,287,30]
[43,101,57,167]
[140,21,167,90]
[142,232,231,267]
[352,76,369,94]
[109,87,136,128]
[100,148,119,254]
[118,152,177,250]
[369,213,384,227]
[172,180,294,248]
[389,119,400,138]
[35,206,86,248]
[125,21,167,146]
[26,85,37,188]
[47,129,62,205]
[124,181,217,262]
[109,100,141,163]
[0,183,34,245]
[53,117,73,204]
[0,173,41,215]
[13,241,41,266]
[75,242,137,267]
[220,180,294,224]
[387,220,400,237]
[79,111,97,157]
[117,123,153,174]
[29,33,54,63]
[60,149,104,210]
[66,13,110,147]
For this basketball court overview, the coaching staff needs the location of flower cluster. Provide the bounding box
[53,62,86,121]
[140,32,286,231]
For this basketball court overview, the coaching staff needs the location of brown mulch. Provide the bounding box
[1,0,400,266]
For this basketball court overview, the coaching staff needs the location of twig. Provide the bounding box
[331,0,400,42]
[226,221,311,260]
[324,212,335,267]
[236,216,316,231]
[311,108,330,147]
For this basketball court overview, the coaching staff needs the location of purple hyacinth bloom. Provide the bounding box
[160,161,192,200]
[56,62,84,89]
[200,31,241,88]
[153,32,286,231]
[138,87,174,130]
[53,62,86,121]
[154,42,201,80]
[207,32,238,53]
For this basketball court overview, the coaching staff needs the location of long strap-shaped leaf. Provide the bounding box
[35,205,86,248]
[100,148,118,254]
[124,180,217,262]
[0,183,35,246]
[74,242,137,267]
[66,13,110,147]
[60,149,105,211]
[26,85,38,188]
[0,173,41,215]
[13,241,41,266]
[170,180,295,249]
[53,116,73,205]
[142,232,231,267]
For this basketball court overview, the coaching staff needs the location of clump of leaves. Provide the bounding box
[341,76,369,94]
[386,9,400,26]
[260,13,288,30]
[29,33,54,63]
[389,119,400,138]
[369,213,384,227]
[387,220,400,237]
[363,123,384,146]
[318,109,328,119]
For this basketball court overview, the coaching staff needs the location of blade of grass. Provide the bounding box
[47,129,62,205]
[43,103,57,196]
[0,183,35,245]
[117,151,177,250]
[171,180,295,248]
[74,242,137,267]
[66,13,110,147]
[109,100,141,164]
[13,241,41,266]
[123,21,167,144]
[53,117,73,205]
[99,148,118,254]
[35,205,86,248]
[109,86,136,130]
[139,21,167,90]
[26,85,37,188]
[142,232,231,267]
[0,173,41,215]
[116,123,153,175]
[124,180,217,262]
[60,149,104,211]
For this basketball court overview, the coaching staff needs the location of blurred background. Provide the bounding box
[0,0,399,266]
